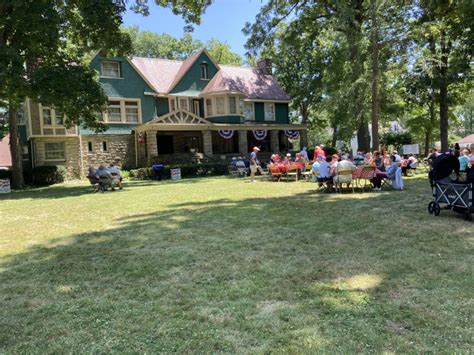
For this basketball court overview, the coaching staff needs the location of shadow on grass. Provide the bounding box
[1,177,472,352]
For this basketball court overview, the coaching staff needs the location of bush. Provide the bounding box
[31,165,67,185]
[128,162,229,180]
[0,169,12,180]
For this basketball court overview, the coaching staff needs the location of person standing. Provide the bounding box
[250,147,263,182]
[299,147,309,161]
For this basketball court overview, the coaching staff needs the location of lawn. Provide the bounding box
[0,175,472,353]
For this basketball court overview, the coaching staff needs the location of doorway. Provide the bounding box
[156,134,174,154]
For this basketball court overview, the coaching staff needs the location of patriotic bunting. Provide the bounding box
[252,130,267,140]
[218,130,235,140]
[284,130,300,140]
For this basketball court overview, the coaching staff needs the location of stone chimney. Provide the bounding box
[257,58,272,75]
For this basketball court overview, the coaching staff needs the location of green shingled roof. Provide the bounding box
[80,124,136,136]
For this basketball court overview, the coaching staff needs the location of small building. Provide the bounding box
[457,134,474,149]
[21,49,305,177]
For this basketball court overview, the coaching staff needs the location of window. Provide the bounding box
[179,98,188,111]
[200,64,208,79]
[244,102,255,121]
[206,99,213,116]
[44,142,65,161]
[17,103,26,125]
[88,142,93,153]
[229,97,237,114]
[103,98,141,123]
[264,102,275,121]
[42,108,52,125]
[102,141,108,151]
[216,97,225,115]
[125,101,139,123]
[169,98,176,112]
[55,111,64,125]
[101,61,120,78]
[107,101,122,122]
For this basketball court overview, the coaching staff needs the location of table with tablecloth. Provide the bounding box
[275,163,304,173]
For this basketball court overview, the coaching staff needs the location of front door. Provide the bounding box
[156,134,174,154]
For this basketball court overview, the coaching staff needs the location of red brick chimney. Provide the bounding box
[257,59,272,75]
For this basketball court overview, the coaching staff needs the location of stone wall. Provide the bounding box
[81,135,136,173]
[33,137,82,178]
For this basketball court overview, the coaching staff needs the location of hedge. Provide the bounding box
[31,165,67,185]
[128,162,229,180]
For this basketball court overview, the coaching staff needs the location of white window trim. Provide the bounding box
[204,95,245,118]
[200,63,209,80]
[244,101,255,121]
[264,102,276,121]
[101,61,121,79]
[169,98,177,112]
[205,98,213,117]
[38,104,77,136]
[178,97,190,112]
[103,98,142,124]
[44,142,66,162]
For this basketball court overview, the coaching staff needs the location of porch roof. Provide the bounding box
[135,121,307,132]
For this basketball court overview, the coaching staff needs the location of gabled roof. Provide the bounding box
[130,57,182,94]
[129,50,290,101]
[201,65,291,101]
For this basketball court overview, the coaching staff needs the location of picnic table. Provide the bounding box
[276,163,304,172]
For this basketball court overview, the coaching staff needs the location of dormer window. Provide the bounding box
[101,61,120,78]
[200,63,208,80]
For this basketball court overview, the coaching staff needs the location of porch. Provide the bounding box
[134,109,306,166]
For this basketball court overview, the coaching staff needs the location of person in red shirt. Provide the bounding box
[313,145,326,160]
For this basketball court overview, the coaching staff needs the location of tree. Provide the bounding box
[411,0,473,152]
[124,27,243,65]
[1,0,212,189]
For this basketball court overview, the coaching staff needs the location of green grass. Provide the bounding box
[1,175,472,353]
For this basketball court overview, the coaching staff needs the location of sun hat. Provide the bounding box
[286,153,291,157]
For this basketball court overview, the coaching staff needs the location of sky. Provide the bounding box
[122,0,264,58]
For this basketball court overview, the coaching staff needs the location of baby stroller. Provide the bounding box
[428,153,473,221]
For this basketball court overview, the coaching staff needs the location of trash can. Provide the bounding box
[152,163,164,181]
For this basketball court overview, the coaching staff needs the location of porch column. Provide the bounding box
[270,130,279,153]
[202,130,213,156]
[147,131,158,164]
[238,130,248,155]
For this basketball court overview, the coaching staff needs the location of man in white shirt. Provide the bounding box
[108,163,123,189]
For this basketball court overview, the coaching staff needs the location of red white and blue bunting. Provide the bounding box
[252,130,267,141]
[284,130,300,140]
[218,129,235,140]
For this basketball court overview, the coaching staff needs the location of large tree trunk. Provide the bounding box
[370,0,380,151]
[439,31,450,152]
[8,106,25,189]
[357,119,370,152]
[331,124,338,148]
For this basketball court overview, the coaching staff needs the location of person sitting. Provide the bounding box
[282,153,292,165]
[393,150,402,162]
[270,154,281,164]
[386,155,403,190]
[317,156,334,190]
[371,151,387,191]
[401,155,410,176]
[312,157,322,182]
[333,157,356,190]
[313,145,326,160]
[459,150,469,173]
[108,163,123,189]
[354,151,365,166]
[96,165,117,191]
[87,166,100,191]
[295,153,306,173]
[364,152,373,165]
[236,157,248,176]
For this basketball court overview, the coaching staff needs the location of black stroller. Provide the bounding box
[428,153,473,221]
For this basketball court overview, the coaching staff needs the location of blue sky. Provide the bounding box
[123,0,264,58]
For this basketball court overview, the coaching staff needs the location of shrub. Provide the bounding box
[128,162,229,180]
[0,169,12,180]
[31,165,67,185]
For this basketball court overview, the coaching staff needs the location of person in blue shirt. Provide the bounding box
[459,150,469,172]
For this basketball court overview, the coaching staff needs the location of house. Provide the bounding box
[21,49,306,177]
